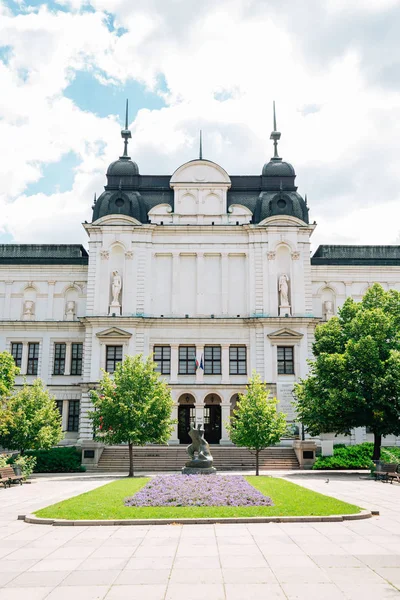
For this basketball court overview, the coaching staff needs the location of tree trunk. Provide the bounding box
[255,449,259,476]
[372,433,382,462]
[128,441,134,477]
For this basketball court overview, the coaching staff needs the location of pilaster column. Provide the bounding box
[62,400,69,431]
[345,283,353,298]
[21,342,29,375]
[221,344,230,383]
[196,345,204,383]
[170,344,179,383]
[221,253,229,315]
[169,404,179,445]
[196,252,204,315]
[171,253,180,315]
[4,281,12,319]
[46,281,55,320]
[65,342,72,375]
[220,402,233,445]
[78,390,93,441]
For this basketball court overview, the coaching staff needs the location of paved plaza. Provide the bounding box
[0,472,400,599]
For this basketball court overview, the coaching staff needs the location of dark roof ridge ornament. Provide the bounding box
[270,100,281,161]
[120,99,132,159]
[199,129,203,160]
[91,192,97,210]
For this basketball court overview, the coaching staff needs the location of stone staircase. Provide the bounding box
[93,445,299,472]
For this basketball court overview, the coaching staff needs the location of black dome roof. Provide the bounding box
[107,157,139,177]
[262,159,295,177]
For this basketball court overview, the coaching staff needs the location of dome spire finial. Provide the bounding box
[270,100,281,160]
[120,99,132,159]
[199,129,203,160]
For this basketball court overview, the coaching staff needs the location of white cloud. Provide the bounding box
[1,0,400,245]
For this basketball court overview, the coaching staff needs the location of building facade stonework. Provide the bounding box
[1,113,400,448]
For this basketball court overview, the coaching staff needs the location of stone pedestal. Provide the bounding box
[182,466,216,475]
[279,305,291,317]
[81,441,105,467]
[109,302,121,316]
[293,440,317,469]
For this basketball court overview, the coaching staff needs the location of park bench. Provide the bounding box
[374,462,400,483]
[0,466,23,488]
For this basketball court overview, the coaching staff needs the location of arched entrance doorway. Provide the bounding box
[204,393,222,444]
[178,394,195,444]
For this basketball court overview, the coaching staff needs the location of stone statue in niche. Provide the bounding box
[109,270,122,315]
[182,423,216,475]
[23,300,35,321]
[65,300,76,321]
[279,274,291,316]
[324,300,334,321]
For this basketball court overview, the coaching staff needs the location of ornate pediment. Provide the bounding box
[267,328,303,341]
[96,327,132,340]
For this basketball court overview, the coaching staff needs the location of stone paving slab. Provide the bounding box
[0,472,399,599]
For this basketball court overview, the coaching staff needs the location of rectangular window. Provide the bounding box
[153,345,171,374]
[67,400,80,432]
[71,343,83,376]
[27,342,39,375]
[178,346,196,375]
[53,343,66,375]
[11,342,23,368]
[229,346,247,375]
[204,345,221,375]
[277,346,294,374]
[55,400,63,418]
[106,345,123,374]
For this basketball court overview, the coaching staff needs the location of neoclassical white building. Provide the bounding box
[1,106,400,448]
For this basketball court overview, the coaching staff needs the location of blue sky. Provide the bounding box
[21,73,166,198]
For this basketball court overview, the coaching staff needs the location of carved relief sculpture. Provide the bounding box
[324,300,334,321]
[65,300,76,321]
[23,300,35,321]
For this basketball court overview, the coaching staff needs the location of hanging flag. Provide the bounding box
[200,354,204,370]
[195,357,199,370]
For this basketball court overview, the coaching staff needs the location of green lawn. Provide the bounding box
[35,476,362,520]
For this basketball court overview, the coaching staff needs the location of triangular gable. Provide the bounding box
[96,327,132,340]
[267,328,303,341]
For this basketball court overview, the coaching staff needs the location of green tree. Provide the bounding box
[295,284,400,461]
[227,371,287,475]
[0,379,63,454]
[0,351,19,398]
[89,354,175,477]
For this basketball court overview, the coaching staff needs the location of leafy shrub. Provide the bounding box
[0,453,9,468]
[10,455,36,478]
[313,443,400,470]
[381,446,400,462]
[0,452,36,478]
[25,446,82,472]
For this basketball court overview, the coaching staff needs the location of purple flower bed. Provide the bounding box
[125,474,273,507]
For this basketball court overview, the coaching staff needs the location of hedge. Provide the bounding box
[313,443,400,470]
[25,446,84,472]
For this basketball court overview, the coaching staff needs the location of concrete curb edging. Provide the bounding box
[24,510,372,526]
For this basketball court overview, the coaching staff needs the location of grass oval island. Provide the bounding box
[31,476,369,525]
